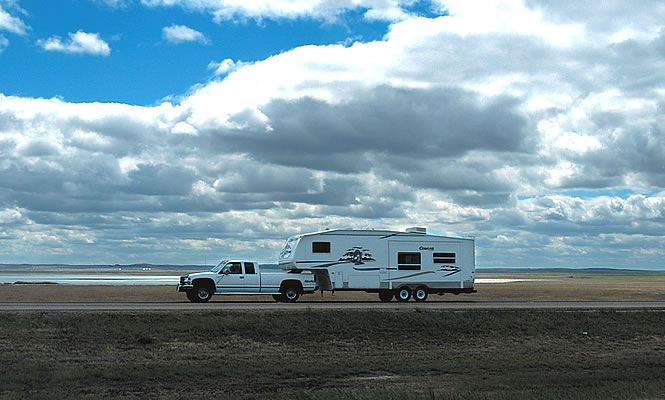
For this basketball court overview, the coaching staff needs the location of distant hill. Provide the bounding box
[477,267,665,275]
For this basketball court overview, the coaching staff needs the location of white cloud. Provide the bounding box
[208,58,248,75]
[37,31,111,56]
[162,24,209,44]
[94,0,130,8]
[141,0,422,22]
[3,0,665,267]
[0,4,28,35]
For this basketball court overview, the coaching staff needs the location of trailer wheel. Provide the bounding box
[413,287,428,302]
[272,294,285,302]
[396,287,411,302]
[282,286,300,303]
[378,291,393,302]
[193,283,213,303]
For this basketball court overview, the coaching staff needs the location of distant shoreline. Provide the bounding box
[1,264,663,275]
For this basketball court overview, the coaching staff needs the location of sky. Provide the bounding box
[0,0,664,269]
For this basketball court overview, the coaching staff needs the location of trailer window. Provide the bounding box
[244,263,256,274]
[434,253,456,264]
[398,252,421,270]
[312,241,331,253]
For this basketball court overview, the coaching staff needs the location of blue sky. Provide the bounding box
[1,0,395,104]
[1,0,664,269]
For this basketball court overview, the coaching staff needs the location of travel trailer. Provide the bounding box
[278,228,475,302]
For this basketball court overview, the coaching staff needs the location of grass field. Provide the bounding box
[1,274,664,302]
[1,275,664,399]
[0,310,664,399]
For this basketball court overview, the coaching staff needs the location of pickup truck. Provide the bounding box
[177,259,317,303]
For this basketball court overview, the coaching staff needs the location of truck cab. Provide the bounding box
[178,259,317,303]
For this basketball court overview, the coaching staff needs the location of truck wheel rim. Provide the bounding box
[286,289,297,299]
[198,288,209,299]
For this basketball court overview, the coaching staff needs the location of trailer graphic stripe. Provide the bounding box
[387,271,434,280]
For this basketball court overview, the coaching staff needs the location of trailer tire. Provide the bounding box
[192,282,214,303]
[272,294,285,302]
[413,287,428,302]
[396,287,411,302]
[378,290,393,302]
[282,285,300,303]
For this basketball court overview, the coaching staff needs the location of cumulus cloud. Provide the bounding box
[37,31,111,56]
[94,0,130,8]
[162,24,209,44]
[3,0,665,267]
[0,3,28,35]
[141,0,423,22]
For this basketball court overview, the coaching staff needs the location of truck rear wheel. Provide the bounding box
[378,290,393,302]
[272,294,285,302]
[413,287,428,302]
[282,286,300,303]
[396,287,411,302]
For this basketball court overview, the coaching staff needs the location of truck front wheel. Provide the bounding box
[186,290,197,302]
[192,284,213,303]
[282,286,300,303]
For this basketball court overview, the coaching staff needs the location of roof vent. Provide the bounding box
[406,227,427,234]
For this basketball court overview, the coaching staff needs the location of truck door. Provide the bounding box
[242,262,260,293]
[215,262,245,293]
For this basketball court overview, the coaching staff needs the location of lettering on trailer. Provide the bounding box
[419,246,434,250]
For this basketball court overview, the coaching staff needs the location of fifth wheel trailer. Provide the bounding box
[278,227,475,302]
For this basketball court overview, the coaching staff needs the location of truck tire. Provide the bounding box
[282,286,300,303]
[396,287,411,302]
[186,290,197,302]
[272,294,285,302]
[413,286,428,302]
[378,290,393,302]
[193,283,213,303]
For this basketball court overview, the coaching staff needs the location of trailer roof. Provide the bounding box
[296,228,474,241]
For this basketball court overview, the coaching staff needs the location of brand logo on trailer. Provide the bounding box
[338,247,375,265]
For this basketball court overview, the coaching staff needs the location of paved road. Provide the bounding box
[1,300,664,312]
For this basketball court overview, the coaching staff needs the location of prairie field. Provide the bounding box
[1,273,664,302]
[1,274,664,399]
[1,310,664,399]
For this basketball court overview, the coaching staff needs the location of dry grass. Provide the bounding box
[1,274,664,302]
[0,310,664,399]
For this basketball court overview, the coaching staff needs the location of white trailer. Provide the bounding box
[278,227,475,302]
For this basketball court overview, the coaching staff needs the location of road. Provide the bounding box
[1,300,664,312]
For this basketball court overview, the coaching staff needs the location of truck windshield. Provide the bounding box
[210,260,229,273]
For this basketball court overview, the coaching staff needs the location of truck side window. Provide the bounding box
[312,241,331,253]
[245,263,256,274]
[228,263,242,274]
[398,252,421,270]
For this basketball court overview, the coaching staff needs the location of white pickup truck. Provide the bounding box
[177,259,317,303]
